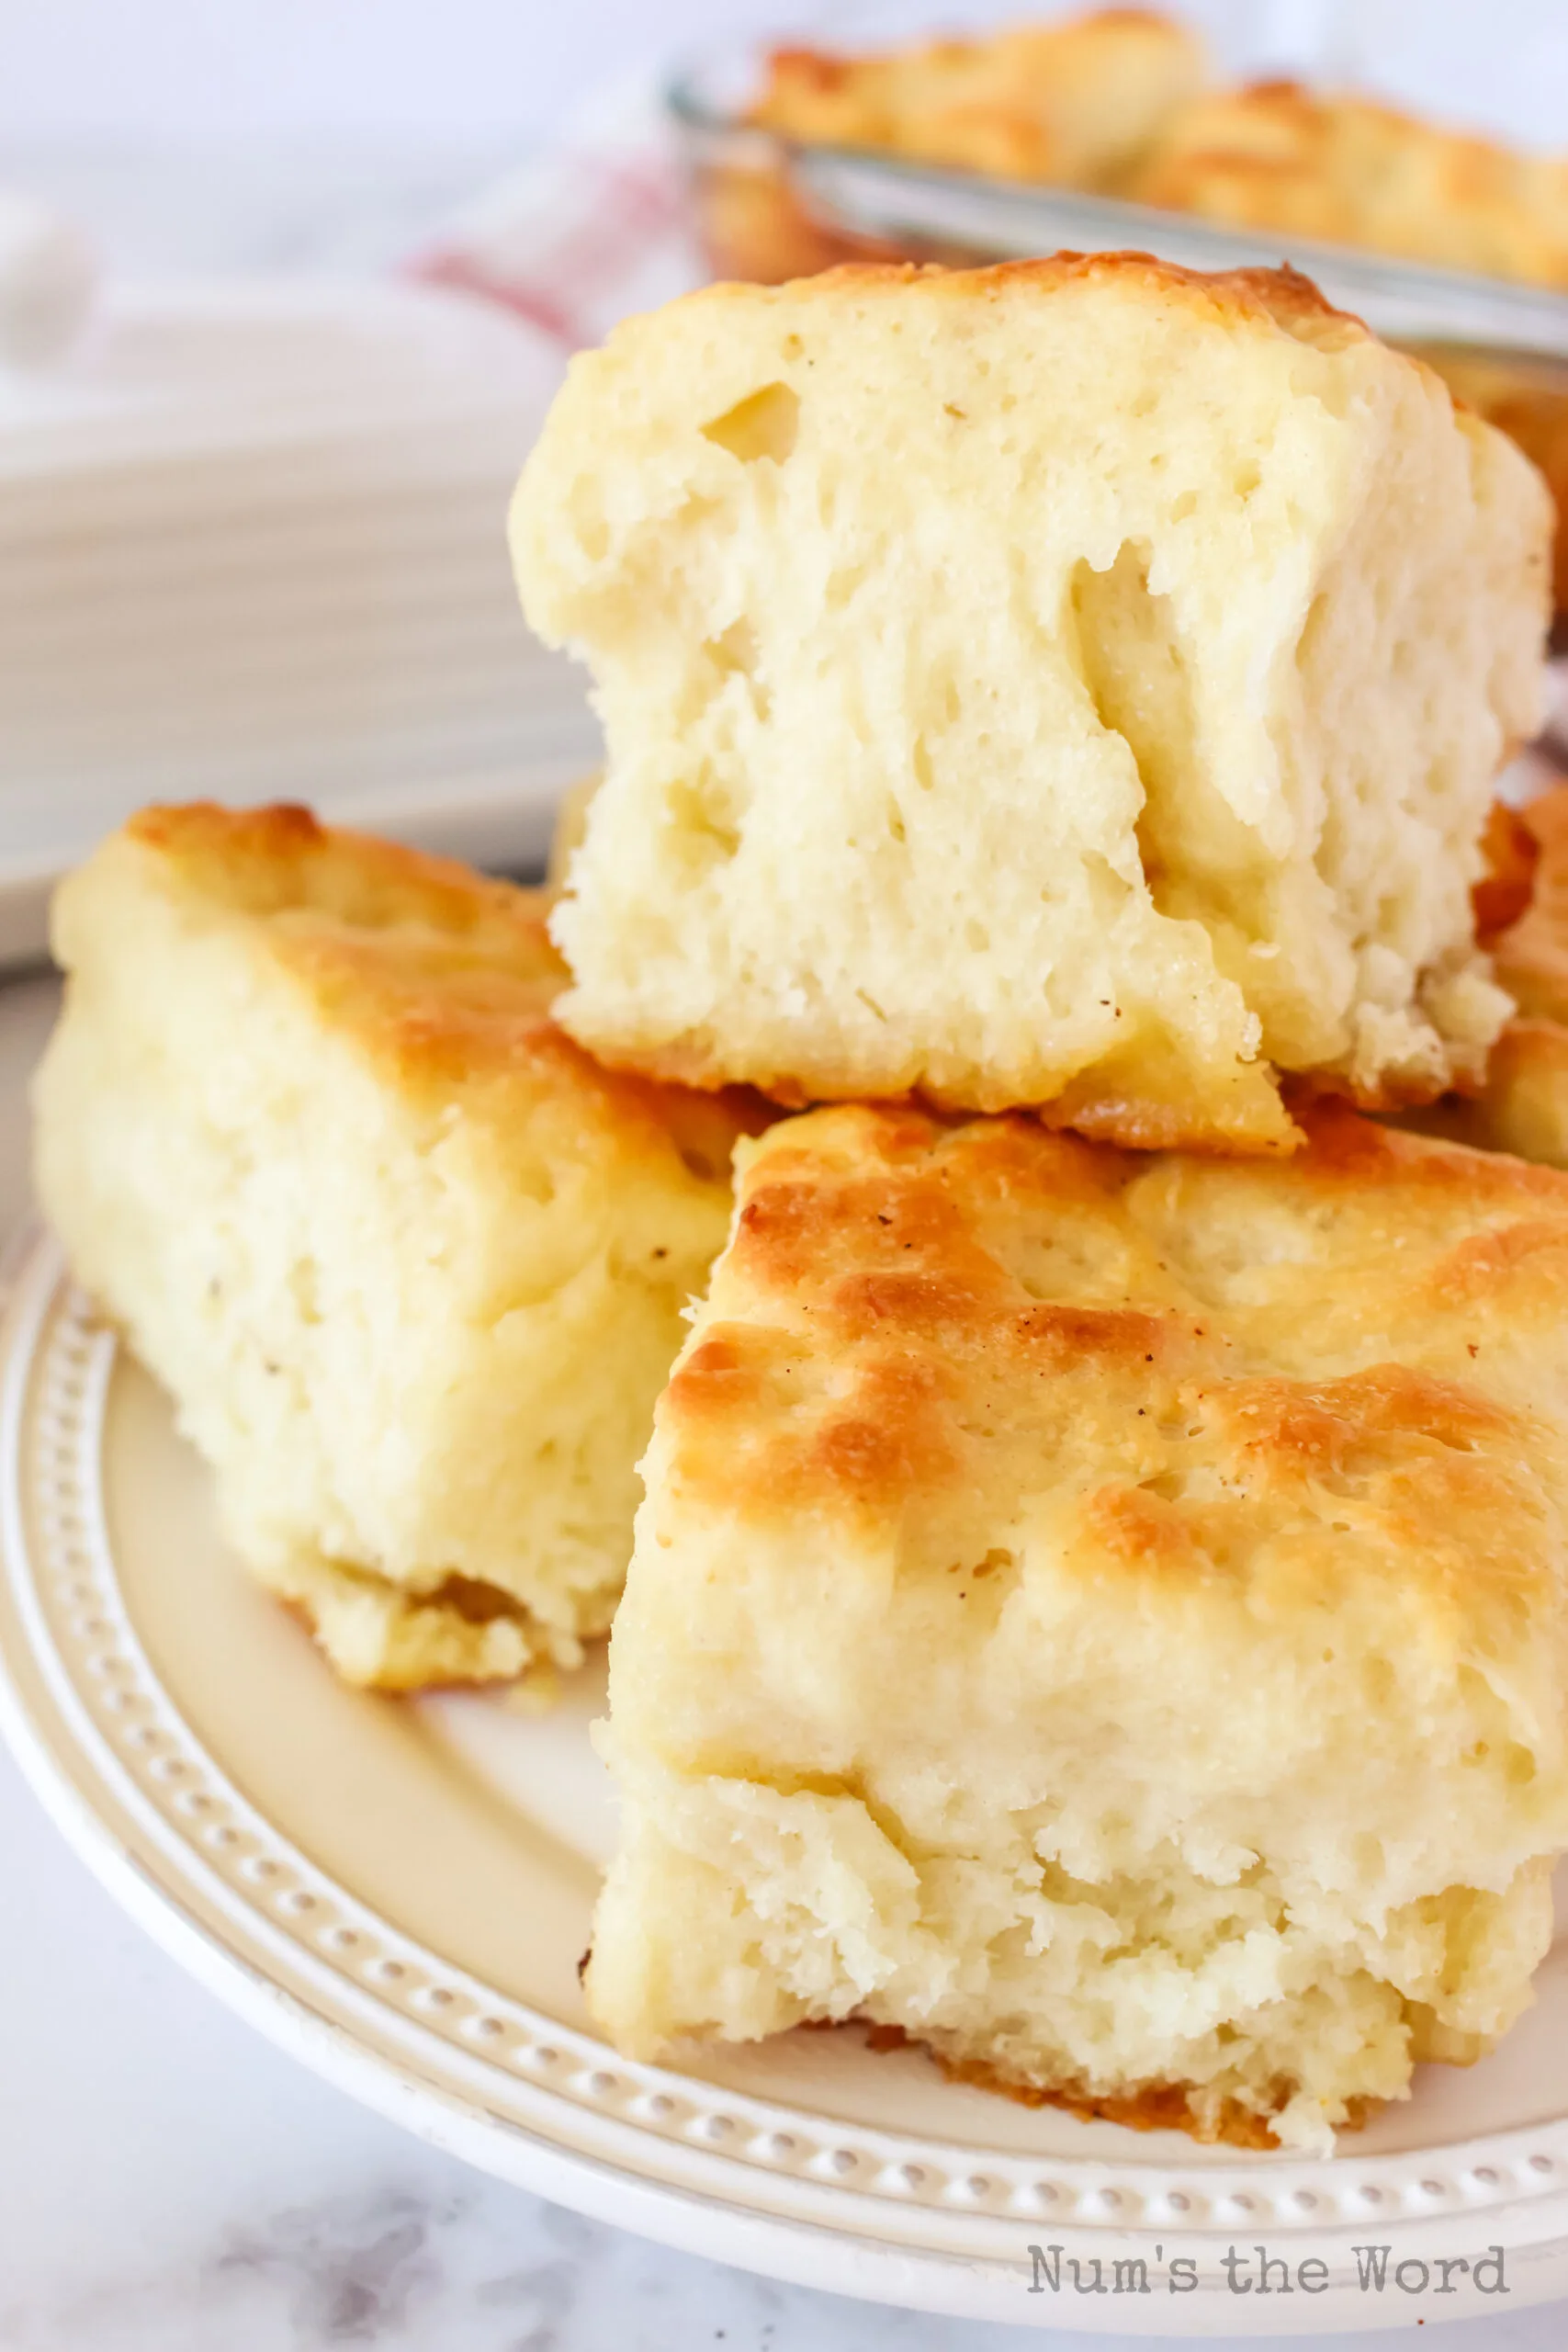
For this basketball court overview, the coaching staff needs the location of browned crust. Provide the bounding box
[1273,1090,1568,1202]
[128,799,551,950]
[557,1035,1304,1151]
[748,11,1201,197]
[723,250,1370,354]
[849,2021,1379,2150]
[1037,1075,1301,1155]
[555,1017,1461,1160]
[112,803,773,1159]
[1487,785,1568,1024]
[664,1098,1568,1589]
[1474,798,1543,938]
[1286,1060,1489,1122]
[1129,79,1568,294]
[753,9,1184,103]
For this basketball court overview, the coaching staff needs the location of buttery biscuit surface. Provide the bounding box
[751,11,1202,190]
[590,1100,1568,2149]
[515,254,1549,1148]
[1132,81,1568,291]
[33,803,759,1689]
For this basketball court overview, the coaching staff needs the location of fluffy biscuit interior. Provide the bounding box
[515,257,1548,1147]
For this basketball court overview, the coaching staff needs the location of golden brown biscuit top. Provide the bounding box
[1486,785,1568,1024]
[750,10,1201,191]
[625,254,1475,466]
[1130,80,1568,290]
[661,1102,1568,1638]
[79,803,763,1182]
[127,799,562,967]
[724,248,1369,353]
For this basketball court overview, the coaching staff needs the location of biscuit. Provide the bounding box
[513,255,1549,1148]
[588,1101,1568,2149]
[1487,783,1568,1023]
[1413,1016,1568,1170]
[1131,82,1568,291]
[750,12,1202,191]
[1406,789,1568,1169]
[33,804,761,1689]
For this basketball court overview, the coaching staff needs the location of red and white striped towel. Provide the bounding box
[412,81,706,356]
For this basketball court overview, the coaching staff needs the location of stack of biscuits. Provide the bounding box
[35,251,1568,2155]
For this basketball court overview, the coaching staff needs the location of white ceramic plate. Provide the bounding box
[6,1233,1568,2335]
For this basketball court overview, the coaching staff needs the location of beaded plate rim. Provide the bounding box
[5,1227,1568,2333]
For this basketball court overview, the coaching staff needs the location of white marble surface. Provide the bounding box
[6,144,1568,2351]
